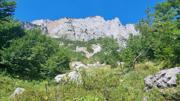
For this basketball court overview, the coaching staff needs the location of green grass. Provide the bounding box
[0,62,180,101]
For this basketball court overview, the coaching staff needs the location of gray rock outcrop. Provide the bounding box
[144,67,180,90]
[55,71,82,84]
[31,16,139,45]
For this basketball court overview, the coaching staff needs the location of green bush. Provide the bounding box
[119,35,146,68]
[42,48,71,77]
[0,29,70,79]
[91,38,120,67]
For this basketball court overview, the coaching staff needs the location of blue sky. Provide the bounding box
[15,0,163,24]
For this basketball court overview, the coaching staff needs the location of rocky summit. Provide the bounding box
[31,16,139,45]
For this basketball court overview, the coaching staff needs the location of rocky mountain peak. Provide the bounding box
[31,16,139,45]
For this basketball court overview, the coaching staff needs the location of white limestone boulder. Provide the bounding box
[55,74,67,83]
[10,87,25,98]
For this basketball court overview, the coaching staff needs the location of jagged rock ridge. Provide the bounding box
[31,16,139,45]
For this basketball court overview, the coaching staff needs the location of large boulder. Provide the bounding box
[144,67,180,90]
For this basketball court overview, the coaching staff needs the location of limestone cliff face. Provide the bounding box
[31,16,139,45]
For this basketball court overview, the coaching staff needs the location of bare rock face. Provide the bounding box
[76,44,102,58]
[31,16,139,45]
[144,67,180,91]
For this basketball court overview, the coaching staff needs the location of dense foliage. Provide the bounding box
[0,30,70,79]
[0,20,24,49]
[89,38,120,67]
[42,47,71,76]
[120,0,180,68]
[0,0,24,49]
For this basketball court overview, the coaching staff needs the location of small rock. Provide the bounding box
[91,44,102,54]
[143,96,148,101]
[87,61,106,68]
[68,71,82,84]
[117,61,125,67]
[70,61,87,70]
[55,74,67,83]
[10,87,25,98]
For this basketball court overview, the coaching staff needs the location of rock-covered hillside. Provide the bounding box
[31,16,139,45]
